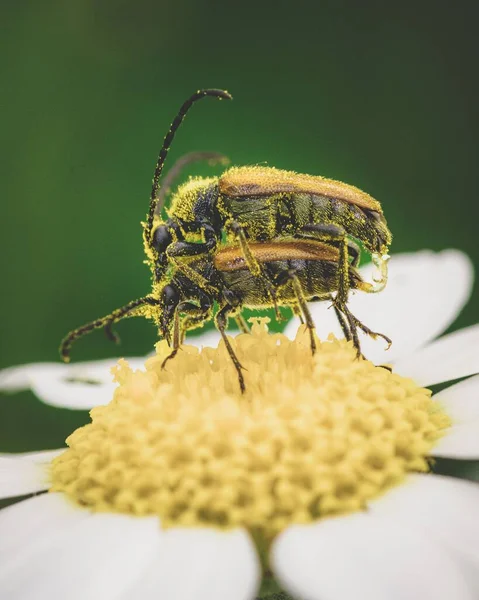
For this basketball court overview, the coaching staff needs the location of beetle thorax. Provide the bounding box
[167,176,218,222]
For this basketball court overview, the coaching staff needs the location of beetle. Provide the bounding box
[60,238,390,392]
[145,89,392,315]
[60,88,393,389]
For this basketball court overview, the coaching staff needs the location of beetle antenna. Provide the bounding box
[154,151,230,217]
[59,296,159,363]
[145,89,233,246]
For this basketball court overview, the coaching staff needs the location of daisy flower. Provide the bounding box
[0,249,479,600]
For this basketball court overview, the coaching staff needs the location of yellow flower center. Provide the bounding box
[50,319,450,542]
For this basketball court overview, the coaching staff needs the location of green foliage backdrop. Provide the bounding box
[1,0,478,481]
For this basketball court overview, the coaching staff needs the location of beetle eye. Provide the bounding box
[161,284,179,307]
[152,226,172,252]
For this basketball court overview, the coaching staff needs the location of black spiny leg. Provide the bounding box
[162,301,213,364]
[272,269,317,354]
[271,268,316,352]
[343,305,394,370]
[60,296,158,362]
[338,303,362,358]
[341,304,392,350]
[161,308,181,369]
[331,301,353,343]
[215,305,245,393]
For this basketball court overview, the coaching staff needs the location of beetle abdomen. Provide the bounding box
[219,188,391,254]
[221,258,363,308]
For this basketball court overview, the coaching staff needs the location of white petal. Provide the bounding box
[272,512,472,600]
[393,324,479,386]
[0,357,146,410]
[0,451,58,499]
[0,493,88,566]
[186,329,223,348]
[283,298,341,342]
[120,527,260,600]
[0,501,161,600]
[0,362,61,392]
[370,474,479,593]
[352,249,473,364]
[29,363,117,409]
[285,250,473,365]
[433,375,479,423]
[432,422,479,459]
[0,449,64,461]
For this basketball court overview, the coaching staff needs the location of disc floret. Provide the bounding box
[51,320,450,542]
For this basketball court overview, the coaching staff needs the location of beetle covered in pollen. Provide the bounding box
[60,88,392,391]
[145,90,391,311]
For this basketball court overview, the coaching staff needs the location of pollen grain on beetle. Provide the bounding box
[50,320,450,542]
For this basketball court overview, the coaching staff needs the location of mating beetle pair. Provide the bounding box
[60,89,392,391]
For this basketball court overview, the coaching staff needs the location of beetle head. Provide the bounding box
[151,225,173,282]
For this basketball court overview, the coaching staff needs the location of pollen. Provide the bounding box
[50,319,450,541]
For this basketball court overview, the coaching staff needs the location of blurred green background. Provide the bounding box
[1,0,478,480]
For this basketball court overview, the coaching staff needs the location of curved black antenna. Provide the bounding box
[145,89,233,245]
[59,296,158,362]
[154,151,230,217]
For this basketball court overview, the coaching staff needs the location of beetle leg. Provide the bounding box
[346,239,361,268]
[165,223,217,272]
[292,304,304,324]
[290,275,317,355]
[179,302,213,343]
[165,224,221,294]
[235,313,250,334]
[161,307,181,369]
[339,304,393,371]
[162,294,214,367]
[228,222,262,276]
[60,296,158,362]
[338,302,362,358]
[166,240,212,257]
[166,222,217,257]
[166,254,219,295]
[331,301,353,343]
[306,293,359,350]
[272,268,317,355]
[219,289,250,334]
[300,223,351,305]
[162,298,214,368]
[228,221,283,321]
[341,304,392,350]
[215,304,246,393]
[317,294,356,348]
